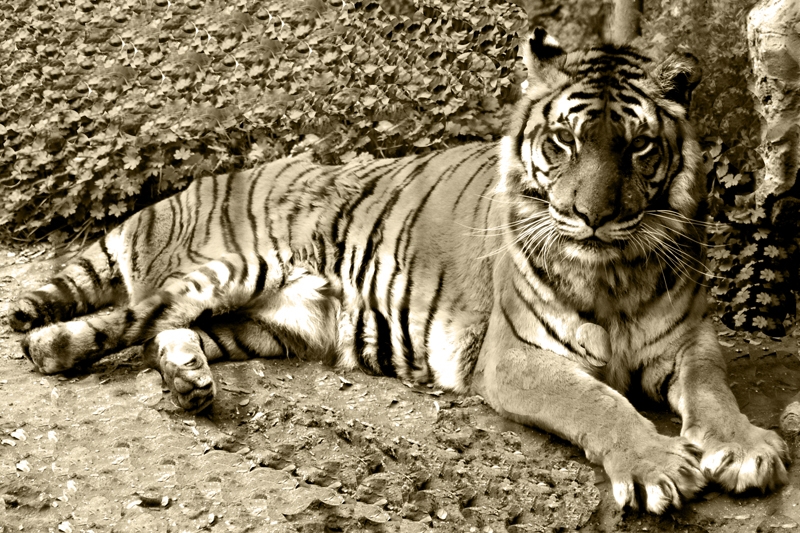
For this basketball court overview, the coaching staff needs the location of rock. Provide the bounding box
[248,448,286,469]
[747,0,800,209]
[295,465,331,486]
[355,473,391,504]
[501,431,522,451]
[135,369,163,407]
[409,490,438,515]
[780,396,800,437]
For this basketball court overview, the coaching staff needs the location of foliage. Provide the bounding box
[0,0,526,246]
[705,139,797,335]
[644,0,798,335]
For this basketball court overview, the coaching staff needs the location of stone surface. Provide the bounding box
[747,0,800,208]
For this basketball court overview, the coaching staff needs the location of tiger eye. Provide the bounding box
[631,136,651,150]
[555,129,575,145]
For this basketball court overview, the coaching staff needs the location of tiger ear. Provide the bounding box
[521,28,567,87]
[653,52,701,107]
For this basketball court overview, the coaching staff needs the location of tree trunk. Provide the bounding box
[609,0,643,45]
[747,0,800,225]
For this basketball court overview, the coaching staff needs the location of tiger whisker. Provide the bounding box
[646,211,727,248]
[639,225,698,282]
[536,225,562,279]
[639,224,724,284]
[653,252,674,305]
[478,216,552,260]
[647,209,724,229]
[459,211,549,236]
[640,226,702,281]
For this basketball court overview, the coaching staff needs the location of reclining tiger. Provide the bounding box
[9,29,788,513]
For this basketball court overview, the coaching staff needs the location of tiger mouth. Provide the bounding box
[556,226,633,245]
[561,234,636,262]
[570,235,628,250]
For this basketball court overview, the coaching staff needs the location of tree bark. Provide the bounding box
[747,0,800,224]
[609,0,643,45]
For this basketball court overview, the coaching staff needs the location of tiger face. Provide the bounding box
[505,29,702,265]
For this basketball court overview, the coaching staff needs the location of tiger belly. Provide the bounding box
[335,290,489,392]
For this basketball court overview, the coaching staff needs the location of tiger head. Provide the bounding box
[500,29,704,266]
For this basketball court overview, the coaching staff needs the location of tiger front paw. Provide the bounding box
[686,417,789,493]
[603,434,705,514]
[149,329,216,414]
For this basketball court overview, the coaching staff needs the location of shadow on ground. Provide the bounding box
[1,246,798,532]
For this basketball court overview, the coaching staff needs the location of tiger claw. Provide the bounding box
[604,434,705,513]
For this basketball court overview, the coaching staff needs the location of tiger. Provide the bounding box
[8,29,789,513]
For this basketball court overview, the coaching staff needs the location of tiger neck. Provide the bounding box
[523,248,679,324]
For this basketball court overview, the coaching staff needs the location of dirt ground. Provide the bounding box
[1,245,799,533]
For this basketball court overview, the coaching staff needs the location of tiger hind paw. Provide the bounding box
[21,323,90,374]
[9,297,48,332]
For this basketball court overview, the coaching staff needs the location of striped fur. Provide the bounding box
[10,30,788,513]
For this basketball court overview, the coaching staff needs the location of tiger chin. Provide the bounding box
[9,29,788,514]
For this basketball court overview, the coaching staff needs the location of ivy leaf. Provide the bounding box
[413,137,431,148]
[123,154,141,170]
[708,247,730,260]
[90,204,106,219]
[375,120,394,133]
[108,202,127,217]
[740,243,757,257]
[753,228,771,241]
[174,147,193,160]
[719,172,740,188]
[732,287,750,305]
[221,37,239,52]
[734,265,753,283]
[749,207,766,223]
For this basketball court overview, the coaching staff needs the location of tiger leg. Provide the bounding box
[10,236,125,332]
[662,321,789,493]
[20,253,290,375]
[140,271,338,412]
[473,314,705,513]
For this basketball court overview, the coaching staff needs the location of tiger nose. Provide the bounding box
[573,203,615,229]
